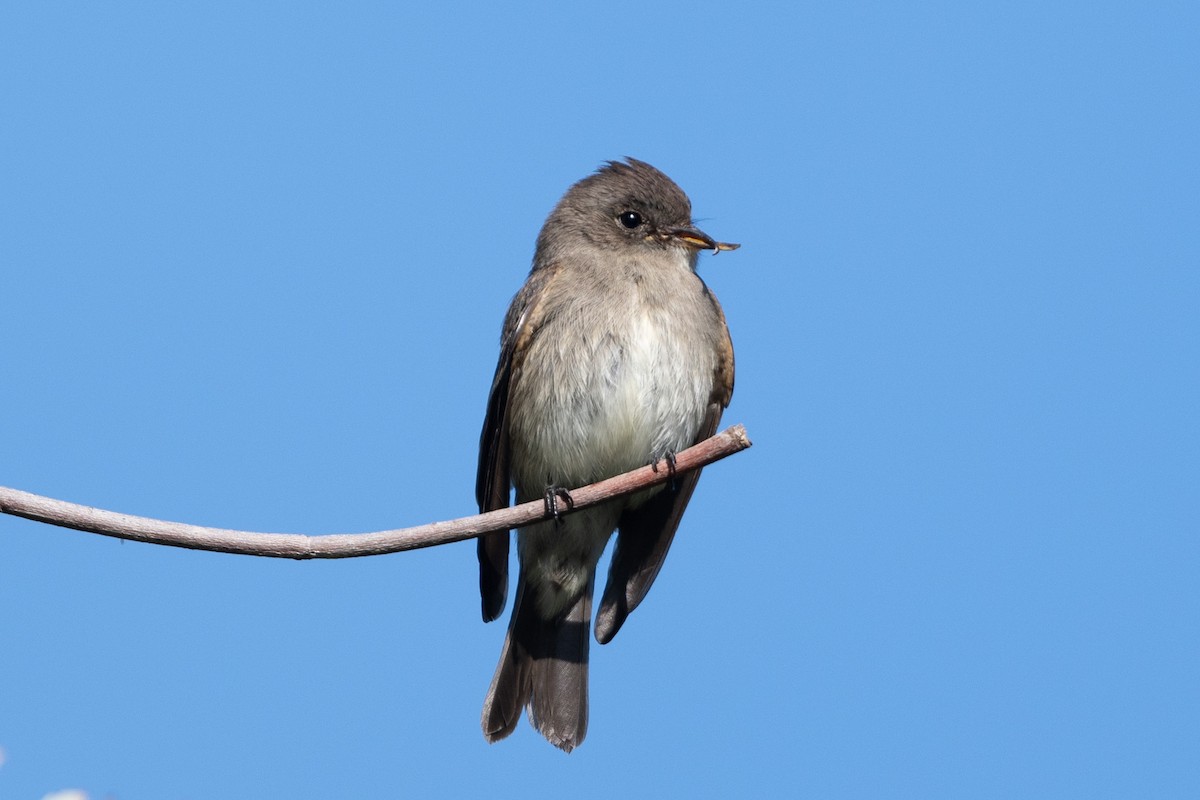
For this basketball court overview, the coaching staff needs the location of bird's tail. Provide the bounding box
[481,578,592,752]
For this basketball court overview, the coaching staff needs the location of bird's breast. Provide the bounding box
[508,270,718,494]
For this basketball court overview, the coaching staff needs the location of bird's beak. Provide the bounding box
[664,226,740,253]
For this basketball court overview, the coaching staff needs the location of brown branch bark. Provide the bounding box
[0,424,751,559]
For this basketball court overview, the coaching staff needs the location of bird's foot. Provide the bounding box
[650,451,678,476]
[650,451,679,490]
[543,485,575,524]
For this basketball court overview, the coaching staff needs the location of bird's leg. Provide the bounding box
[650,451,679,490]
[543,484,575,525]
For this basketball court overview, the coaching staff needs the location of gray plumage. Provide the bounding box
[475,158,736,751]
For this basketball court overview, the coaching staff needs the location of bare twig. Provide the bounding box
[0,424,751,559]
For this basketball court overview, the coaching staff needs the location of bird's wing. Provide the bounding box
[594,288,735,644]
[476,265,562,622]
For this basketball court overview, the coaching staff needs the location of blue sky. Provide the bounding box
[1,2,1196,797]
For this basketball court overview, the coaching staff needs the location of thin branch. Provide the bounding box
[0,424,752,559]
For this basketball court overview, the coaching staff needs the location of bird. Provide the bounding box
[475,158,737,751]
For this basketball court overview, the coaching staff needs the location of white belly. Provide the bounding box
[509,301,715,495]
[588,312,703,469]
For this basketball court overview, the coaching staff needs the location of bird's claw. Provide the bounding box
[543,486,575,523]
[650,452,678,477]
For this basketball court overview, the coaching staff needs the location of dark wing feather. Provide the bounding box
[475,265,561,622]
[476,348,513,621]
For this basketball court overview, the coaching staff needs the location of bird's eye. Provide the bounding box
[618,210,643,229]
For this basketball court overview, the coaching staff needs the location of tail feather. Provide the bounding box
[482,583,533,743]
[482,579,592,752]
[528,587,590,752]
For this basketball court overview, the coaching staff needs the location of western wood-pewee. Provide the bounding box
[475,158,737,751]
